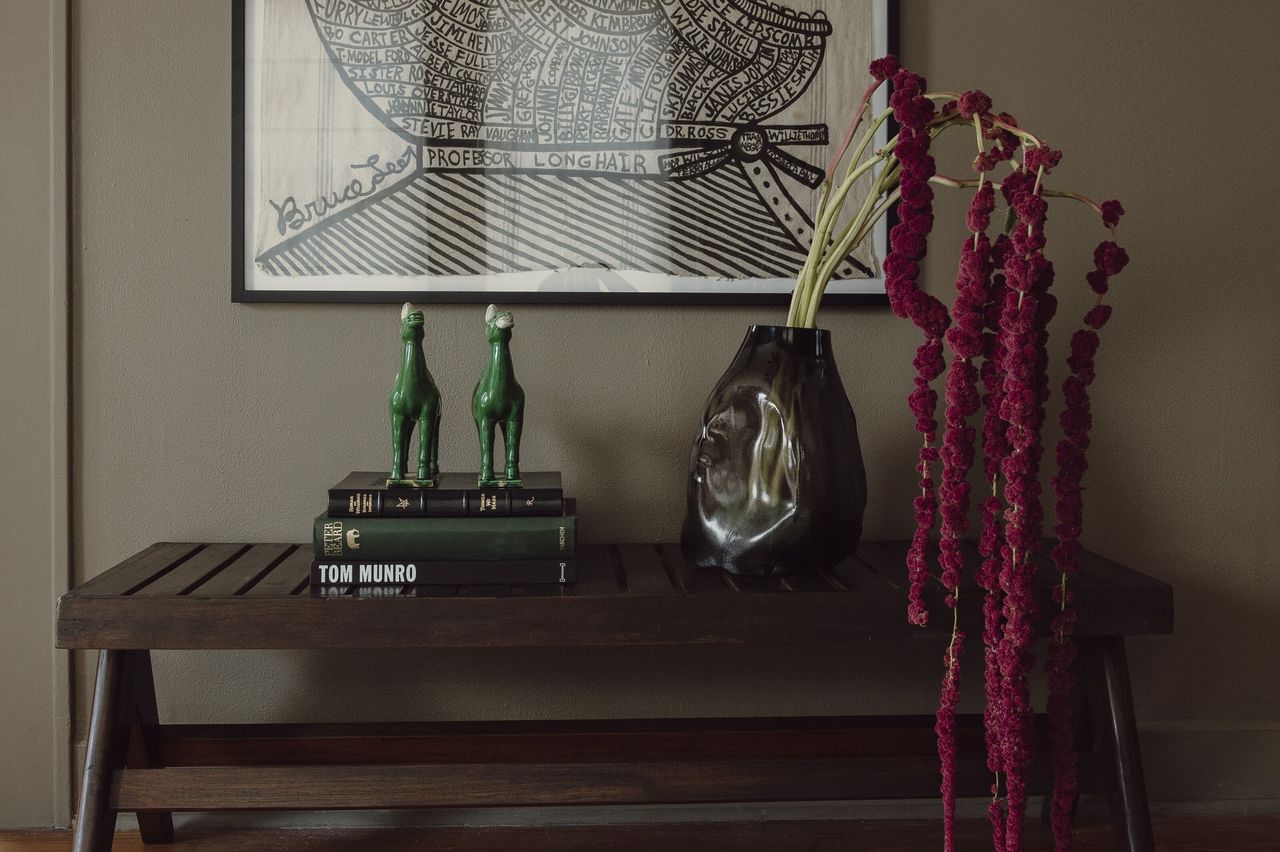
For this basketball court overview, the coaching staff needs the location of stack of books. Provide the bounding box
[310,472,575,595]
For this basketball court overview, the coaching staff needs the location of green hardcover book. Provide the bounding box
[313,500,576,561]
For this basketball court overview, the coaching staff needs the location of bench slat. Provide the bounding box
[132,544,251,597]
[194,544,297,596]
[853,540,907,591]
[150,714,1020,766]
[945,539,1101,591]
[721,573,788,593]
[72,543,205,598]
[615,544,679,595]
[824,543,908,600]
[111,753,1108,812]
[568,544,622,597]
[778,574,839,593]
[242,548,311,597]
[661,544,735,596]
[56,540,1173,648]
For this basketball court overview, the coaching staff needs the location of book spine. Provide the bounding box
[313,513,575,561]
[311,559,575,588]
[328,489,562,517]
[330,489,386,517]
[470,489,563,517]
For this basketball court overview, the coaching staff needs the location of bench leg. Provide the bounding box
[1082,636,1155,852]
[74,650,127,852]
[122,651,174,844]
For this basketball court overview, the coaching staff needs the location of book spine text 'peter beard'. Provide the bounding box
[312,505,575,561]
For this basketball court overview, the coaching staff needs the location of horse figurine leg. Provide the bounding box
[390,413,413,482]
[416,401,440,482]
[427,410,441,480]
[415,413,430,482]
[476,414,496,484]
[501,406,523,483]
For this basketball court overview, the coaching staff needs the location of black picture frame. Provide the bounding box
[232,1,898,306]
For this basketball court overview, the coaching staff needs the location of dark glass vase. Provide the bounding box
[681,325,867,576]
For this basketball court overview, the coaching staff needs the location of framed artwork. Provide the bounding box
[233,0,897,304]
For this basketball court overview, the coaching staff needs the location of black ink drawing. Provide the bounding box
[248,0,882,288]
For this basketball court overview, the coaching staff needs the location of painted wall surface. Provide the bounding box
[0,0,68,830]
[58,0,1280,819]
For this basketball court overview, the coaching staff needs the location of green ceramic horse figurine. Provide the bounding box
[472,304,525,487]
[388,302,441,485]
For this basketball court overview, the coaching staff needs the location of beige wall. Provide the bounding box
[0,0,70,830]
[46,0,1280,826]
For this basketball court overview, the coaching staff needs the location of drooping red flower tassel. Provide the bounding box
[939,195,994,596]
[979,240,1013,852]
[993,153,1059,850]
[979,491,1008,852]
[936,628,966,851]
[869,56,1129,852]
[933,173,996,849]
[1046,213,1127,851]
[883,66,948,627]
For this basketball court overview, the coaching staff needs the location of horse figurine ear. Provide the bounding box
[485,304,497,324]
[401,301,414,321]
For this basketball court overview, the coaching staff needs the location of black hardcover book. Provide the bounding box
[310,558,574,590]
[328,471,563,518]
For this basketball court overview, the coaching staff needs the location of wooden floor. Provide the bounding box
[3,816,1278,852]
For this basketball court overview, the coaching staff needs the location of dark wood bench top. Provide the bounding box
[56,540,1172,650]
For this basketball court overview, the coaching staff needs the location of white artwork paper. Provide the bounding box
[237,0,890,301]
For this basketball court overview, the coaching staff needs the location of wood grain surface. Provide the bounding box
[56,541,1172,650]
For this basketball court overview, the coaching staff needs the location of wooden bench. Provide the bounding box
[57,540,1172,852]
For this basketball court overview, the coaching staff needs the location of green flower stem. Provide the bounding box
[798,181,882,327]
[990,117,1044,148]
[831,185,900,277]
[786,182,830,326]
[804,161,898,323]
[784,98,1096,330]
[969,114,990,244]
[801,165,899,327]
[930,173,1106,220]
[841,108,894,182]
[831,181,899,271]
[805,186,900,328]
[791,113,967,328]
[851,187,900,246]
[787,109,894,325]
[825,87,878,183]
[1028,164,1047,241]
